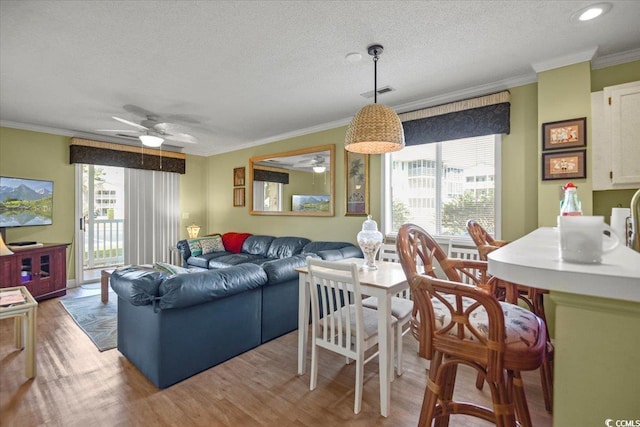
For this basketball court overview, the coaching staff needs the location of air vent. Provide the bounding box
[360,86,394,99]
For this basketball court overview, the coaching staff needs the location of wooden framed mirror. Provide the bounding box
[249,144,335,216]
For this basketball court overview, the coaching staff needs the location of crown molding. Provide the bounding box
[0,121,184,152]
[531,47,598,73]
[592,47,640,69]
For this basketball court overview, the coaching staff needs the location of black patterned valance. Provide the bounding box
[399,91,510,146]
[253,168,289,184]
[70,138,186,174]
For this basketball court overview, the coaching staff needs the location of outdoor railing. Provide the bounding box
[85,219,124,269]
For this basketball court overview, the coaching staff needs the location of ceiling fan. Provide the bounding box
[296,154,328,173]
[98,114,198,147]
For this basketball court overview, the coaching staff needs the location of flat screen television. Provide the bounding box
[0,176,54,227]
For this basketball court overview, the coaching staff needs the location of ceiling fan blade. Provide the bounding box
[96,129,139,132]
[164,133,198,144]
[112,116,148,130]
[123,104,156,118]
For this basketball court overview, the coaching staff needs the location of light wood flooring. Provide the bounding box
[0,288,553,426]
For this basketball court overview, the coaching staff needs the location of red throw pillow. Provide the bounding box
[222,232,252,254]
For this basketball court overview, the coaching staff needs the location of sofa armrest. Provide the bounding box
[158,264,268,309]
[261,253,317,285]
[110,266,166,306]
[176,240,191,267]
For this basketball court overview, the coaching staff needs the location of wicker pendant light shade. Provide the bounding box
[345,44,404,154]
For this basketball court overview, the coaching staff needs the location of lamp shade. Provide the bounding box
[187,223,200,239]
[0,233,14,255]
[345,104,405,154]
[139,134,164,147]
[312,166,326,173]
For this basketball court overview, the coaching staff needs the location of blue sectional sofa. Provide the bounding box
[110,235,362,388]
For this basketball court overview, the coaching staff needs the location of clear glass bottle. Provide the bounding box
[560,182,582,216]
[357,215,383,270]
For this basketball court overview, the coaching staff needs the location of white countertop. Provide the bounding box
[488,227,640,303]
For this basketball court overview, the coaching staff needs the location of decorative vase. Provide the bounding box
[357,215,383,270]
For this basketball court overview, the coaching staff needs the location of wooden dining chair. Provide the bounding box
[362,243,413,376]
[306,257,397,414]
[466,219,554,413]
[396,223,547,427]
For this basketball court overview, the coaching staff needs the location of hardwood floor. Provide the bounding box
[0,289,553,426]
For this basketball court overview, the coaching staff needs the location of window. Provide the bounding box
[383,134,500,238]
[252,181,283,212]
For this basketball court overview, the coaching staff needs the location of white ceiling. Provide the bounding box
[1,1,639,156]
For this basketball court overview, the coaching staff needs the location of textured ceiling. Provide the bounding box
[1,1,639,156]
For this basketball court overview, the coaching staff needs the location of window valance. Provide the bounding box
[399,91,510,146]
[253,168,289,184]
[70,138,186,174]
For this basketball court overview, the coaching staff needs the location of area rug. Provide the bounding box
[60,292,117,351]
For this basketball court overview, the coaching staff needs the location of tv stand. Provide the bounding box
[9,241,38,246]
[0,243,70,301]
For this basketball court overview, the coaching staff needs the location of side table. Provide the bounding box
[101,268,116,303]
[0,286,38,378]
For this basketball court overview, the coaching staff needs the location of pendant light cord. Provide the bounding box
[373,51,379,104]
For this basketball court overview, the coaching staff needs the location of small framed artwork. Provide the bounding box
[233,187,245,207]
[233,167,245,187]
[345,150,369,216]
[542,117,587,151]
[542,150,586,181]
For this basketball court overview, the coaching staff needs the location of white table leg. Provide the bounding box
[377,292,392,417]
[297,273,310,375]
[25,307,36,378]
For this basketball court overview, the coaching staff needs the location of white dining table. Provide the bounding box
[296,257,408,417]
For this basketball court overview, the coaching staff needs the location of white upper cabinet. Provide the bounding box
[591,81,640,190]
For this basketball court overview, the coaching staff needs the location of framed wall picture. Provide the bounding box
[542,117,587,151]
[345,150,369,216]
[233,167,245,186]
[233,187,245,207]
[542,149,586,181]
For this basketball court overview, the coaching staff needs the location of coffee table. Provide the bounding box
[101,268,116,303]
[0,286,38,378]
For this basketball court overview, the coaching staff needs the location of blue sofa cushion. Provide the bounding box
[262,253,316,285]
[242,235,275,256]
[158,264,268,309]
[302,241,355,253]
[111,267,166,306]
[316,245,363,261]
[266,236,311,259]
[207,253,270,268]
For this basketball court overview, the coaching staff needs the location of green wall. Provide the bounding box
[0,127,76,278]
[537,62,593,226]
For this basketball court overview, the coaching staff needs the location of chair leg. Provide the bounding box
[511,370,533,427]
[541,346,554,413]
[310,342,319,391]
[396,323,404,377]
[354,354,364,414]
[418,353,442,427]
[434,361,457,427]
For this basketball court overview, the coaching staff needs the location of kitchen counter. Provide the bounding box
[488,227,640,426]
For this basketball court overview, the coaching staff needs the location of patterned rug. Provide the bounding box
[60,292,117,351]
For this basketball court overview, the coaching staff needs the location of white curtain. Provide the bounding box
[124,168,180,265]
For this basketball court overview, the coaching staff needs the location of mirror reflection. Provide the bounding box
[249,145,335,216]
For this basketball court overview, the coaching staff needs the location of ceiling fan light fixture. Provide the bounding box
[313,166,326,173]
[345,44,405,155]
[139,134,164,147]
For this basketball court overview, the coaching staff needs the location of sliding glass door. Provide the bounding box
[74,164,125,284]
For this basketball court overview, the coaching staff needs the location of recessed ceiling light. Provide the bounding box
[345,52,362,63]
[572,2,612,22]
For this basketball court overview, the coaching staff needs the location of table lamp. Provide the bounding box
[187,223,201,239]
